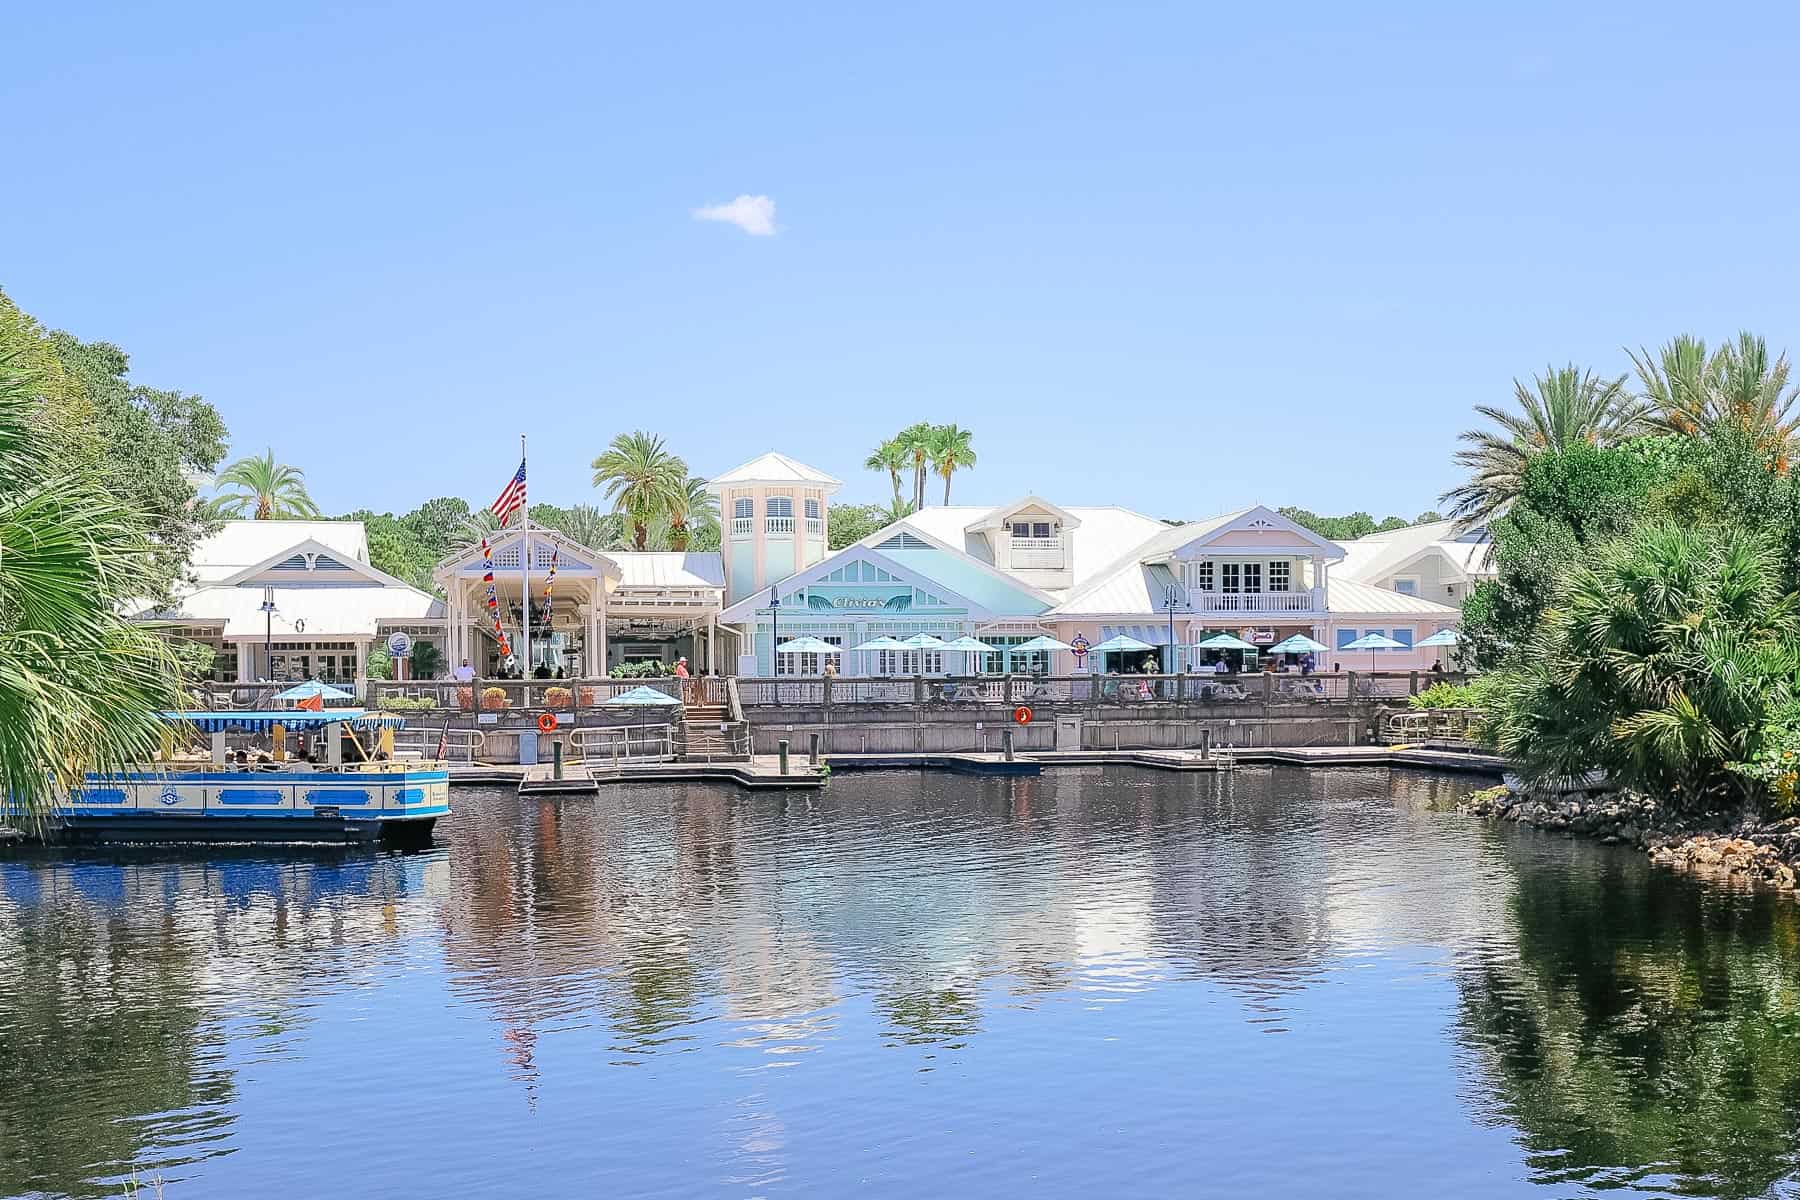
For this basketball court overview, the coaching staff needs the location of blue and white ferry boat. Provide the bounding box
[53,709,450,846]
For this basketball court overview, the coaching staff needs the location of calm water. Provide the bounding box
[4,767,1800,1199]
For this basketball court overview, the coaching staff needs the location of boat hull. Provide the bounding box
[39,768,451,846]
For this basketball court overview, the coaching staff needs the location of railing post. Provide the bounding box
[1177,671,1186,703]
[1002,672,1013,702]
[809,732,820,765]
[823,675,834,708]
[1002,727,1015,762]
[778,738,790,775]
[1409,671,1419,696]
[552,738,564,781]
[1347,671,1358,702]
[914,674,925,705]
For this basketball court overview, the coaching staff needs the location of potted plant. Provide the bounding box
[545,686,572,710]
[457,687,475,711]
[481,686,509,711]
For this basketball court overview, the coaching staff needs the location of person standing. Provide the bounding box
[673,655,691,703]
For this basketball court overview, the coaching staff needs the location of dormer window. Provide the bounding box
[1010,520,1054,539]
[1010,521,1030,538]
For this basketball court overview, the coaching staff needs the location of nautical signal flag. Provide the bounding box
[297,693,324,712]
[491,458,527,526]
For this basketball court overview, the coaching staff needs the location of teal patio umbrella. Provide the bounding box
[941,635,997,674]
[1090,633,1155,673]
[1010,634,1074,673]
[1267,634,1328,655]
[274,679,356,705]
[1415,629,1461,648]
[1341,632,1406,672]
[604,684,684,755]
[852,635,910,675]
[1194,631,1257,672]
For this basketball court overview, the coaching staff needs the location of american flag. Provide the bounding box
[490,459,527,525]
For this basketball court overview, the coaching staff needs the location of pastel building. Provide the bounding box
[716,463,1462,675]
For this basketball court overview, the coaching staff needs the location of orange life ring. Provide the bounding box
[537,712,558,733]
[1013,706,1033,726]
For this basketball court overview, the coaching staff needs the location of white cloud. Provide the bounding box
[692,194,778,237]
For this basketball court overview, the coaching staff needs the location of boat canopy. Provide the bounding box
[161,709,409,734]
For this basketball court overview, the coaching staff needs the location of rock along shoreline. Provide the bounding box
[1458,784,1800,894]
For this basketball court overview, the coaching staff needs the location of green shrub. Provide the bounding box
[376,694,438,711]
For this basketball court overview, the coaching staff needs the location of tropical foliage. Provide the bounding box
[207,450,322,520]
[869,423,977,508]
[1442,365,1638,529]
[1488,524,1800,812]
[590,431,714,551]
[1446,330,1800,819]
[0,346,187,824]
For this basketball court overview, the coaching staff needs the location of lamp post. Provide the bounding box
[1162,584,1190,675]
[768,586,780,675]
[259,586,279,682]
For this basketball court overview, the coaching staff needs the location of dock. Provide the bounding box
[459,743,1503,795]
[460,755,832,796]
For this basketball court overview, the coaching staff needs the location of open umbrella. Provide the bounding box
[1415,629,1462,648]
[941,635,997,676]
[1341,632,1406,673]
[274,680,355,704]
[603,684,684,758]
[776,636,842,655]
[1007,634,1074,674]
[1267,634,1329,655]
[902,633,949,649]
[852,635,909,676]
[1090,633,1155,673]
[1193,631,1258,672]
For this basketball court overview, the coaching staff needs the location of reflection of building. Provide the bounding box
[131,520,443,687]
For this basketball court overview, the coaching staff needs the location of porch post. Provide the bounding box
[355,638,369,700]
[235,638,253,683]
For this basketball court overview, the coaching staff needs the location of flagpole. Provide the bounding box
[520,434,531,678]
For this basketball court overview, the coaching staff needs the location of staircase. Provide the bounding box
[675,705,750,762]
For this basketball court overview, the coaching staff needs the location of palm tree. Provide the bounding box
[592,431,685,551]
[926,424,977,505]
[553,503,625,552]
[897,422,935,509]
[1633,332,1800,466]
[208,450,322,520]
[1491,523,1799,813]
[666,475,718,551]
[864,438,910,510]
[0,349,185,824]
[1441,366,1636,530]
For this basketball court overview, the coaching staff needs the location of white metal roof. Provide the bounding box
[138,581,442,638]
[706,452,843,490]
[896,504,1171,595]
[1336,520,1495,585]
[611,552,726,589]
[1326,577,1461,617]
[187,521,370,583]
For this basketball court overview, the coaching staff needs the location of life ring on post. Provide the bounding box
[537,712,559,734]
[1013,706,1033,726]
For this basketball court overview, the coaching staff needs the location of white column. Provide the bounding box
[355,638,369,699]
[235,638,253,682]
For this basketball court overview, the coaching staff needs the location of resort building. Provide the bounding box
[1336,519,1495,606]
[433,526,728,676]
[134,454,1461,684]
[716,467,1462,675]
[132,520,444,689]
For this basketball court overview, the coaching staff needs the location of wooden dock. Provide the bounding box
[458,756,831,796]
[460,743,1503,795]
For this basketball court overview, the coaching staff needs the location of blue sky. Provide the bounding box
[5,2,1799,521]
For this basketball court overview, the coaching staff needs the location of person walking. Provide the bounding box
[674,655,691,703]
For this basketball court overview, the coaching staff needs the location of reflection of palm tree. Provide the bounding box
[876,985,982,1046]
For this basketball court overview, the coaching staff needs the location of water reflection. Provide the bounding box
[3,769,1800,1198]
[1455,837,1800,1199]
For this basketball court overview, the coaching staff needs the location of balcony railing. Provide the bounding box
[731,517,753,535]
[766,516,795,534]
[1194,590,1319,613]
[805,518,823,536]
[1008,536,1065,569]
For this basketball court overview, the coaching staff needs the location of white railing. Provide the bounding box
[1194,591,1318,613]
[1009,543,1065,569]
[766,516,795,534]
[805,518,823,536]
[732,517,753,535]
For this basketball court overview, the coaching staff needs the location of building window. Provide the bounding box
[1393,577,1419,596]
[1268,561,1290,592]
[1032,522,1051,538]
[1242,563,1262,593]
[805,498,821,519]
[1391,628,1414,651]
[734,498,752,519]
[1193,561,1214,591]
[1221,563,1240,593]
[876,649,943,674]
[766,496,793,518]
[1011,521,1031,537]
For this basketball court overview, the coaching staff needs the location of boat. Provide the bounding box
[39,709,450,847]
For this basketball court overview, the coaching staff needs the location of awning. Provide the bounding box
[162,710,409,734]
[1100,624,1174,646]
